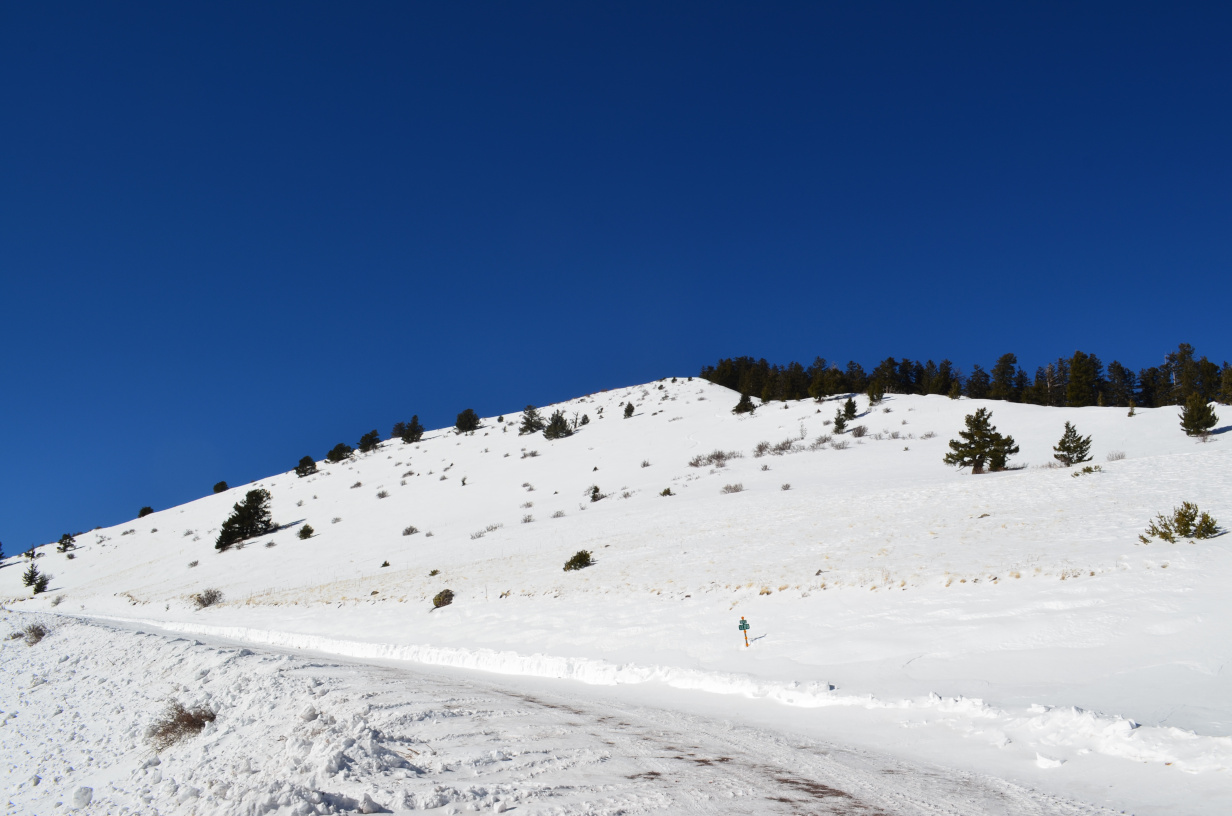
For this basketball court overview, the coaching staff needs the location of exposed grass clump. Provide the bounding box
[688,450,741,468]
[23,623,48,646]
[660,487,674,496]
[148,701,217,751]
[192,588,223,609]
[563,550,593,571]
[1071,465,1103,478]
[1140,502,1221,544]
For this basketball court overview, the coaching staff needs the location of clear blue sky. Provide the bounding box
[2,2,1230,552]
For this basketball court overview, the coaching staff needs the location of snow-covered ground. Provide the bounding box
[3,380,1230,814]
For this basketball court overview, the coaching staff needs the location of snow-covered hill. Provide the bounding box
[4,379,1230,813]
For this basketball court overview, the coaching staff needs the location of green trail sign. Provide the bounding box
[738,616,750,647]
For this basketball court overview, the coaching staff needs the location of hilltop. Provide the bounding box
[3,378,1230,813]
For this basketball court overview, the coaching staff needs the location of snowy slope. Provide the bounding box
[3,379,1230,813]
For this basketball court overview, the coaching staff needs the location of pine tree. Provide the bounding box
[989,353,1020,402]
[1179,394,1219,437]
[213,481,228,494]
[543,410,573,440]
[295,456,318,477]
[843,398,857,421]
[943,408,1019,474]
[138,506,154,518]
[216,489,274,552]
[965,365,991,399]
[833,408,848,434]
[22,560,40,587]
[393,415,425,443]
[731,394,755,414]
[1052,422,1093,466]
[455,409,480,433]
[624,402,636,418]
[326,443,353,463]
[866,382,885,406]
[57,533,76,553]
[948,380,962,400]
[519,405,546,435]
[358,430,381,453]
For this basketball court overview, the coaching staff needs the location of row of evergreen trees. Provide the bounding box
[701,344,1231,409]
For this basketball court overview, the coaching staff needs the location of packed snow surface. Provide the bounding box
[3,380,1230,814]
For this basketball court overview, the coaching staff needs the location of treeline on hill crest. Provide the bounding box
[700,343,1231,408]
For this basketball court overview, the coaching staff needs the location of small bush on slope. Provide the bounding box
[563,550,593,571]
[1140,503,1221,544]
[1053,422,1093,467]
[192,588,223,608]
[295,456,318,477]
[432,589,454,608]
[148,701,216,751]
[297,524,314,540]
[23,623,48,646]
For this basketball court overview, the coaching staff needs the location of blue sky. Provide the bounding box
[2,2,1230,552]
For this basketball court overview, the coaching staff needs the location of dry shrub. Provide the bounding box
[192,588,223,609]
[721,483,744,494]
[1106,450,1126,462]
[689,450,741,468]
[850,425,868,438]
[23,623,48,646]
[148,701,216,751]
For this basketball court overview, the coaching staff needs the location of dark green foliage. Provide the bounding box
[1053,422,1093,467]
[1140,502,1221,543]
[326,443,353,463]
[563,550,593,571]
[590,485,604,502]
[455,409,480,433]
[661,487,673,496]
[866,381,885,405]
[295,456,318,477]
[213,481,228,494]
[297,524,314,540]
[702,344,1229,410]
[358,429,381,453]
[580,414,590,425]
[1179,394,1219,436]
[731,393,755,414]
[519,405,546,435]
[392,416,425,443]
[943,408,1019,474]
[22,561,40,587]
[624,402,635,418]
[948,381,962,399]
[215,489,274,552]
[1066,350,1105,407]
[432,589,454,609]
[543,410,573,439]
[842,398,857,421]
[57,533,76,553]
[833,408,848,434]
[138,506,154,519]
[965,365,991,399]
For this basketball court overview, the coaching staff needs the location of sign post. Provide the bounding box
[738,616,750,647]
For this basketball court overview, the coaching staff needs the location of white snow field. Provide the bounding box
[3,379,1230,814]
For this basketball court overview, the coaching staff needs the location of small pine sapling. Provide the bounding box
[298,524,314,540]
[624,402,635,418]
[843,398,857,421]
[731,393,756,415]
[138,506,155,518]
[833,408,848,434]
[1179,394,1218,437]
[1053,422,1093,467]
[563,550,593,571]
[519,405,546,435]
